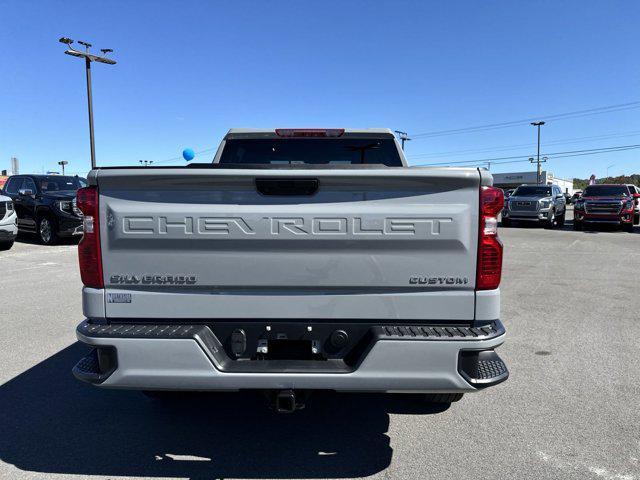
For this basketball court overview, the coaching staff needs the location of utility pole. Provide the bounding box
[394,130,411,150]
[139,160,154,167]
[59,37,116,170]
[530,121,546,184]
[58,160,68,175]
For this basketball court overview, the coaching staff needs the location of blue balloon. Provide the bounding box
[182,148,195,161]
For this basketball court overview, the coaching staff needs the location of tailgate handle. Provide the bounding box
[255,178,319,196]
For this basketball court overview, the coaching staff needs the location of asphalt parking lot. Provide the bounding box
[1,209,639,480]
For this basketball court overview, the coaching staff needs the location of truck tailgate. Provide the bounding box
[95,167,481,320]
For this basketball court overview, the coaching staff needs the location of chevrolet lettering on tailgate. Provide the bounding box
[117,215,454,237]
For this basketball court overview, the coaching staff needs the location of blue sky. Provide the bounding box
[1,0,639,179]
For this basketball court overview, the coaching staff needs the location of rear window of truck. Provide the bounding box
[219,138,403,166]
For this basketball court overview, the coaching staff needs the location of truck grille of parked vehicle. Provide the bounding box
[584,201,622,214]
[508,200,538,212]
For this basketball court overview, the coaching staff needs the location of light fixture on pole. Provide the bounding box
[139,160,154,167]
[57,160,68,175]
[59,37,116,170]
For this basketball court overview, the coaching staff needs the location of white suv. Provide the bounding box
[0,194,17,250]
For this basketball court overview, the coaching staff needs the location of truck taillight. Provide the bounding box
[76,186,103,289]
[477,186,504,290]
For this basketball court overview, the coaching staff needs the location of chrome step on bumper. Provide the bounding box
[74,320,508,393]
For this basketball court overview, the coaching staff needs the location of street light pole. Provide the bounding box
[84,54,96,170]
[59,37,116,170]
[606,164,616,178]
[530,121,546,184]
[57,160,68,175]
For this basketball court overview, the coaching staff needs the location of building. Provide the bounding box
[491,170,575,195]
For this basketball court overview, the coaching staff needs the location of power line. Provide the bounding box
[412,144,640,167]
[452,146,640,169]
[152,147,218,165]
[406,130,640,159]
[410,101,640,139]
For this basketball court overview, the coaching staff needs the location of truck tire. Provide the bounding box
[556,212,565,227]
[38,215,58,245]
[0,240,14,251]
[573,220,583,231]
[423,393,464,403]
[623,222,634,233]
[501,218,511,227]
[543,210,556,229]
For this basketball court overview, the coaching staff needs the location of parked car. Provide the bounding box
[71,128,509,411]
[0,174,86,245]
[501,184,566,228]
[0,193,17,250]
[574,184,640,232]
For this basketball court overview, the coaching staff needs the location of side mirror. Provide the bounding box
[633,193,640,199]
[18,188,34,196]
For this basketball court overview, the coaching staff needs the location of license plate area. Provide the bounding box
[265,339,322,360]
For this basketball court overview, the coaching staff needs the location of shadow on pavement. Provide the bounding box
[500,219,639,234]
[15,232,80,246]
[0,343,449,479]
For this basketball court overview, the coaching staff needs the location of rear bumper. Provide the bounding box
[74,320,508,393]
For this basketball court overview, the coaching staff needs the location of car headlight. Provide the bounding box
[575,201,585,210]
[6,201,13,211]
[625,200,634,210]
[57,200,73,214]
[539,199,551,208]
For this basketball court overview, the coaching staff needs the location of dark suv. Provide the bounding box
[574,184,639,232]
[1,174,86,244]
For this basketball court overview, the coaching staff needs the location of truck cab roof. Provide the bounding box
[224,128,396,138]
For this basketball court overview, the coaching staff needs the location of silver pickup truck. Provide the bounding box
[73,128,508,411]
